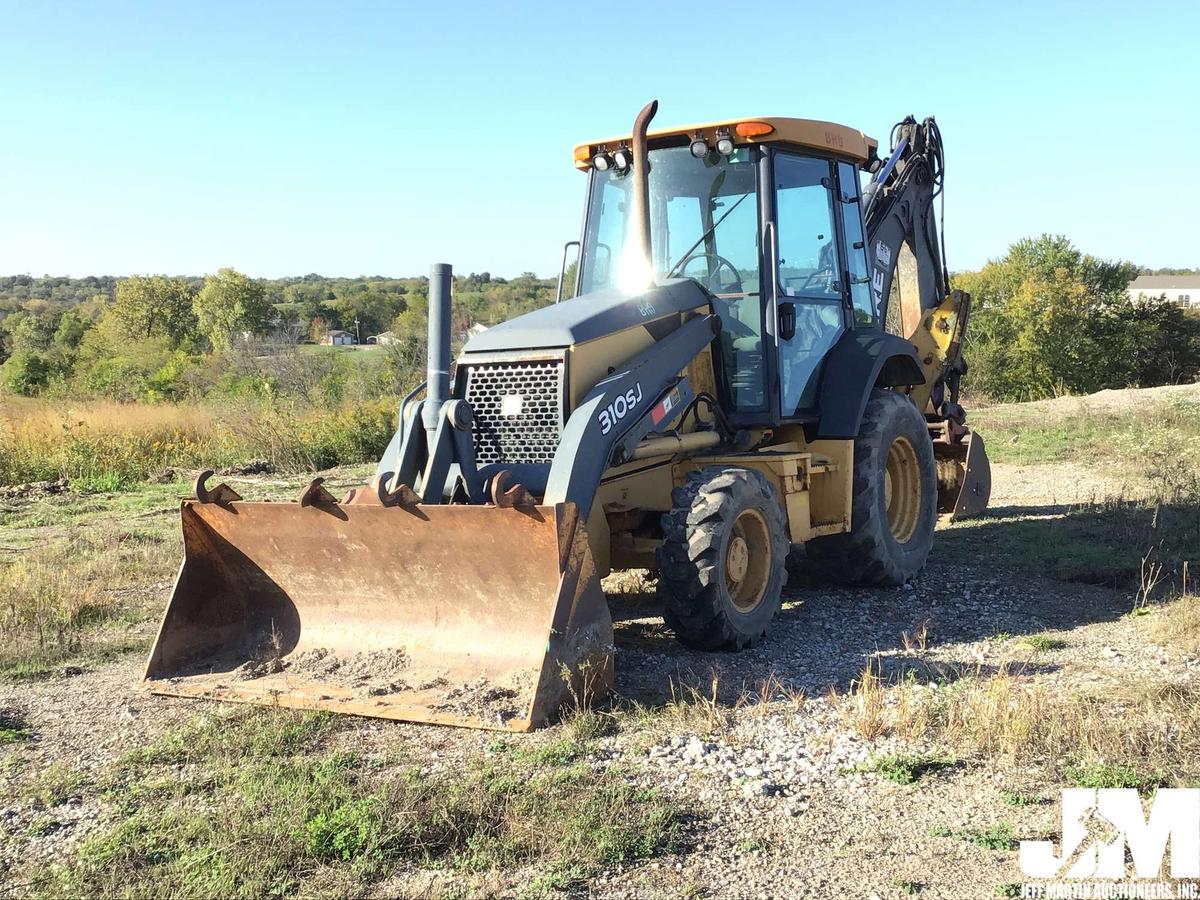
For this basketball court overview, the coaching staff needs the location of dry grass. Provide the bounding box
[0,526,176,677]
[0,396,394,488]
[1147,593,1200,655]
[839,660,1200,786]
[841,662,887,740]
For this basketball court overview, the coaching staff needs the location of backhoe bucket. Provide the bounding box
[143,493,613,731]
[934,431,992,521]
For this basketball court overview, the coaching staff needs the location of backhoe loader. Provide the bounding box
[144,101,991,731]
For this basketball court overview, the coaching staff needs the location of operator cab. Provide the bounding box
[569,118,880,427]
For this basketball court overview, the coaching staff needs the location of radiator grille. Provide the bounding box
[463,358,564,466]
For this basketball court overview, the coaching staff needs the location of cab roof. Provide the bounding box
[572,116,878,170]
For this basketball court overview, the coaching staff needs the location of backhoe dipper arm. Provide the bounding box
[862,116,949,337]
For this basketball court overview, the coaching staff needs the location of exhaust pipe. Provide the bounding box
[630,100,658,291]
[424,263,452,440]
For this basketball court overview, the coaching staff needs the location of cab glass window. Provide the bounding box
[774,153,843,413]
[838,161,875,325]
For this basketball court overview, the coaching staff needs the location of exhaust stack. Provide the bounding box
[424,263,452,439]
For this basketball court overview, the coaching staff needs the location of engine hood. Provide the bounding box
[462,278,710,353]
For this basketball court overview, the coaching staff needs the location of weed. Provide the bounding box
[0,708,32,743]
[893,880,920,895]
[844,662,886,740]
[516,737,587,768]
[302,794,382,861]
[1063,762,1162,793]
[997,884,1022,898]
[737,838,766,853]
[855,751,955,785]
[567,710,618,743]
[962,822,1016,851]
[929,825,953,838]
[1022,634,1066,652]
[24,762,91,807]
[1000,789,1039,807]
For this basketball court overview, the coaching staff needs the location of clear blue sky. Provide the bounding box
[1,0,1196,279]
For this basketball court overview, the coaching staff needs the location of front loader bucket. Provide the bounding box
[143,494,613,731]
[934,431,992,521]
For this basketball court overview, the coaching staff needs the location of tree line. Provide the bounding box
[0,270,558,399]
[2,238,1198,403]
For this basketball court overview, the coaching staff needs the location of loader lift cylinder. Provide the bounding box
[424,263,453,439]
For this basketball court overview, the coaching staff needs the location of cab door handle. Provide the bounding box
[779,302,796,341]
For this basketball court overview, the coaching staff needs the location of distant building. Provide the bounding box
[323,329,356,346]
[1127,275,1200,308]
[367,331,397,345]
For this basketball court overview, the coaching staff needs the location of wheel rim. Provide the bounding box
[725,508,771,612]
[883,436,921,543]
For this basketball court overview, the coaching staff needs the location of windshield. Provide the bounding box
[579,146,760,298]
[579,144,767,411]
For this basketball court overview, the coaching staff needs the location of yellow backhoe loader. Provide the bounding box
[144,102,991,731]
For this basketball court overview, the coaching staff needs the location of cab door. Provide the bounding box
[771,152,847,417]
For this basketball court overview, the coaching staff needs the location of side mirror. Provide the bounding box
[779,302,796,342]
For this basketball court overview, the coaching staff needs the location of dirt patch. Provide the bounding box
[433,673,534,725]
[219,459,276,476]
[0,478,69,500]
[283,647,410,692]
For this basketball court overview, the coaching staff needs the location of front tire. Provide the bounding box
[807,389,937,585]
[656,467,789,650]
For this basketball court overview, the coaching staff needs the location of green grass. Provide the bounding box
[893,880,920,896]
[31,708,685,898]
[999,789,1039,807]
[1063,762,1163,793]
[855,751,956,785]
[0,708,32,743]
[972,395,1200,468]
[961,822,1016,851]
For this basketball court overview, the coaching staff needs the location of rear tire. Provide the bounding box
[807,389,937,586]
[656,467,789,650]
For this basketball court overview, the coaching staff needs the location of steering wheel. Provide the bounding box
[679,252,744,295]
[798,241,836,293]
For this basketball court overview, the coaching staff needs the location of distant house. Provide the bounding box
[1127,275,1200,308]
[323,329,356,346]
[368,331,397,345]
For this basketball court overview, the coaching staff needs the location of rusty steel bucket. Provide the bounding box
[934,430,992,521]
[142,477,613,731]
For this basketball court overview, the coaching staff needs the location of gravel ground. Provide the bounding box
[1,460,1196,898]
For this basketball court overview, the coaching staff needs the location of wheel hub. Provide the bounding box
[885,436,921,543]
[725,509,772,613]
[726,536,750,583]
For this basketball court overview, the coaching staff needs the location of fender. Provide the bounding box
[815,330,924,440]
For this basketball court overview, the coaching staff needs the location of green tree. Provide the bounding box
[193,268,271,351]
[961,235,1195,399]
[113,275,197,345]
[1,350,53,395]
